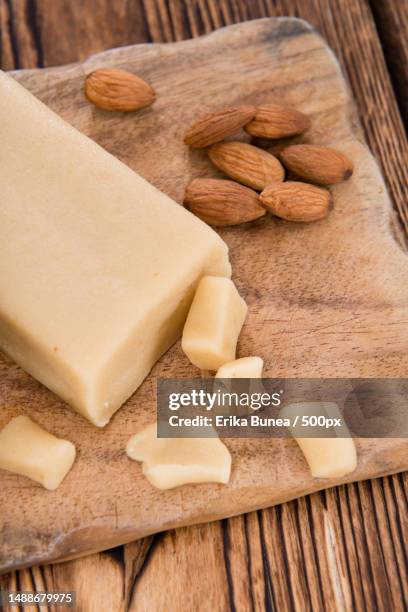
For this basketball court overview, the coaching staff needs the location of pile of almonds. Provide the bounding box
[183,104,353,225]
[83,68,353,226]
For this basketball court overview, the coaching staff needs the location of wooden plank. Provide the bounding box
[1,478,407,609]
[129,524,232,611]
[370,0,408,127]
[0,0,149,69]
[0,1,407,610]
[0,0,40,69]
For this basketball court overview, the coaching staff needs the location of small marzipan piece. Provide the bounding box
[126,423,231,489]
[281,402,357,478]
[182,276,248,370]
[215,356,264,378]
[0,415,76,490]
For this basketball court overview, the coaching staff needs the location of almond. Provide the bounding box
[184,106,256,148]
[279,144,353,185]
[184,178,265,226]
[208,141,285,190]
[260,181,331,222]
[84,68,155,112]
[245,104,311,139]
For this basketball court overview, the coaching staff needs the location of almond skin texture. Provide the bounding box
[85,68,155,111]
[208,141,285,190]
[184,178,266,226]
[260,181,331,222]
[245,104,311,139]
[279,145,353,185]
[184,106,256,148]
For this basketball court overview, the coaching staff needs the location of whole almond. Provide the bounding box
[279,144,353,184]
[208,141,285,190]
[184,178,265,226]
[85,68,155,111]
[260,181,331,222]
[245,104,311,139]
[184,106,256,148]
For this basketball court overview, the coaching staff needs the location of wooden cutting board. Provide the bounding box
[1,17,408,573]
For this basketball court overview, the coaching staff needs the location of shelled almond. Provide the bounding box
[184,178,265,226]
[84,68,155,112]
[260,182,331,222]
[279,144,353,185]
[244,104,311,139]
[184,106,256,148]
[208,141,285,190]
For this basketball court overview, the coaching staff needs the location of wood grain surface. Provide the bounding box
[1,2,407,611]
[370,0,408,127]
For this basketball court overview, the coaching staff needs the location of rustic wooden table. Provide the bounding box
[1,1,407,610]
